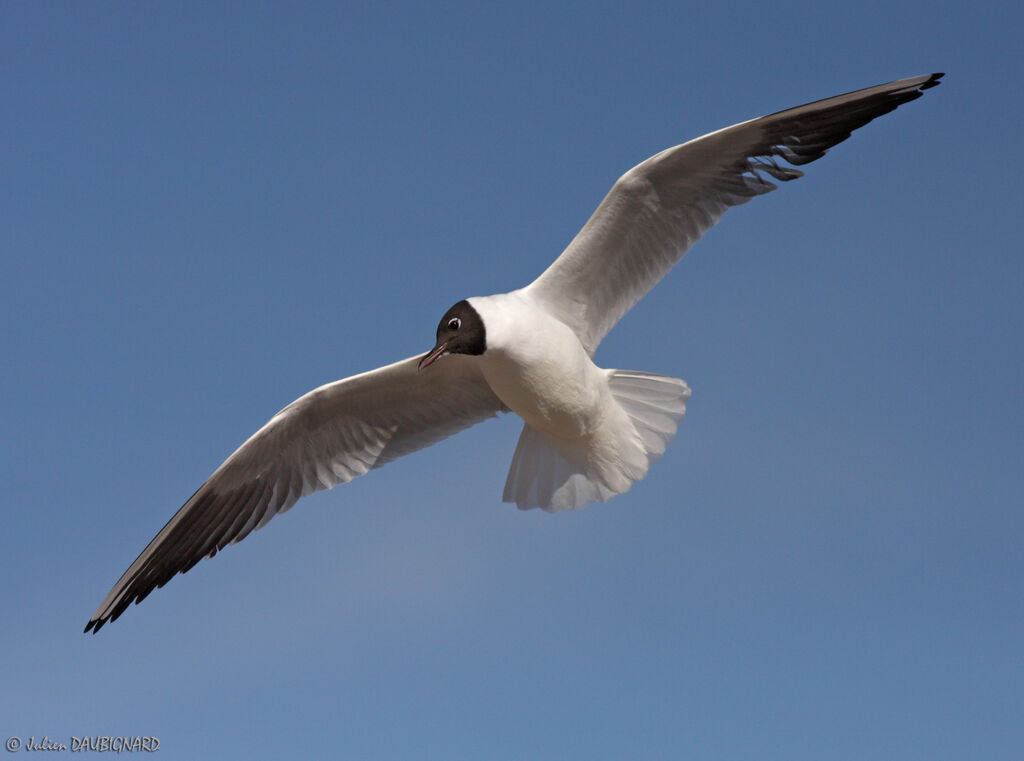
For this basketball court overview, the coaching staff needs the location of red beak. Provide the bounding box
[417,342,448,371]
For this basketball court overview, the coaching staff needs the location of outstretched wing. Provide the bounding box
[525,73,943,354]
[85,353,506,632]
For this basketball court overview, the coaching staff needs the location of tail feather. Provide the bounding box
[502,370,690,512]
[502,425,615,511]
[608,371,690,460]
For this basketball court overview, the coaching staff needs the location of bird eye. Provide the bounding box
[448,317,461,330]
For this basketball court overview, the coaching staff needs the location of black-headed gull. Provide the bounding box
[86,73,943,632]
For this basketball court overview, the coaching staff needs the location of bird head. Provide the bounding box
[418,299,486,370]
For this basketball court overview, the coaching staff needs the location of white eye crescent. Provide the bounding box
[448,317,461,330]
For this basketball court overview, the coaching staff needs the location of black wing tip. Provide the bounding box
[84,605,122,634]
[886,72,944,103]
[903,72,943,94]
[83,618,104,634]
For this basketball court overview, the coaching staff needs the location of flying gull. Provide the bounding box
[85,73,943,632]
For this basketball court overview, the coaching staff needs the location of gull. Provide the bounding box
[85,73,943,632]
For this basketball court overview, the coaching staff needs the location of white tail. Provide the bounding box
[502,370,690,512]
[606,371,691,462]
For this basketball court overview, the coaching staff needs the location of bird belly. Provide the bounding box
[481,343,649,494]
[469,292,641,486]
[478,326,607,442]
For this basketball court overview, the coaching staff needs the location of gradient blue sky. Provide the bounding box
[2,2,1021,759]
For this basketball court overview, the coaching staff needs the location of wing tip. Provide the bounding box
[83,617,104,635]
[84,601,123,634]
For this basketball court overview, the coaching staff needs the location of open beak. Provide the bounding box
[417,342,448,371]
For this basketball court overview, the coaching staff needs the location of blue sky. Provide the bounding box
[2,1,1021,759]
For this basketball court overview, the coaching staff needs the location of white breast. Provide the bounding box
[469,292,610,440]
